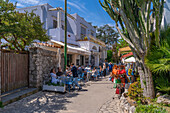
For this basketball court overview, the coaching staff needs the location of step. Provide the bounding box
[1,88,39,106]
[1,87,28,98]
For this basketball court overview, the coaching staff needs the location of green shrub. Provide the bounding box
[145,26,170,95]
[135,104,167,113]
[128,78,147,103]
[155,76,170,95]
[0,101,3,108]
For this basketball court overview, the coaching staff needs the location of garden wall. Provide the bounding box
[29,47,60,88]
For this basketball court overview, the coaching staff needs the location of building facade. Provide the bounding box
[17,3,107,67]
[161,0,170,28]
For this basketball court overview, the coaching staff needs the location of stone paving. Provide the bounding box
[0,77,121,113]
[98,95,121,113]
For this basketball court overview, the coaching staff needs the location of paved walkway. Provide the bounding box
[0,77,121,113]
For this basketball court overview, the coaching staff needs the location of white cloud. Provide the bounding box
[67,1,86,13]
[16,3,25,7]
[17,0,40,5]
[59,0,87,14]
[16,0,48,5]
[108,23,115,27]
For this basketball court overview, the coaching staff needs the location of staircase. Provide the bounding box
[1,87,39,106]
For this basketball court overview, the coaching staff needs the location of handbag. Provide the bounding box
[116,87,120,94]
[111,77,114,82]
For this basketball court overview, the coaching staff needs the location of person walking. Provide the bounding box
[99,65,103,77]
[103,63,106,78]
[108,62,113,76]
[105,60,109,75]
[128,64,133,83]
[71,63,82,90]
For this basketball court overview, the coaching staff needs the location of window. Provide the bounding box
[53,20,57,28]
[91,31,94,36]
[91,32,94,36]
[62,25,65,30]
[81,26,86,39]
[80,55,84,65]
[76,59,80,66]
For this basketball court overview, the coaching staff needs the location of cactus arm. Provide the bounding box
[115,23,137,52]
[146,1,151,51]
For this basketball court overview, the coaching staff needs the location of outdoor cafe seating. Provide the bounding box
[43,67,103,93]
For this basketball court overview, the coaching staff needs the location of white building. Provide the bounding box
[161,0,170,28]
[17,3,107,67]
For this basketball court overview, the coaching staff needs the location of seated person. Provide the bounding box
[92,67,97,80]
[56,67,63,76]
[82,69,87,80]
[50,68,59,84]
[77,65,82,78]
[66,67,72,76]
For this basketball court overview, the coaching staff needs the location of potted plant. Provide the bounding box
[43,80,66,93]
[84,36,88,40]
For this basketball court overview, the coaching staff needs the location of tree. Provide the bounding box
[107,50,113,62]
[97,24,119,44]
[99,0,165,98]
[96,24,119,63]
[0,0,49,51]
[117,38,129,50]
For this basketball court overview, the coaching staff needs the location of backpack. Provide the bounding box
[128,68,132,76]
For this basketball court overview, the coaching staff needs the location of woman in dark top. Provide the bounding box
[56,67,63,76]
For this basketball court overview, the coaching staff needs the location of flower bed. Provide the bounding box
[43,82,66,93]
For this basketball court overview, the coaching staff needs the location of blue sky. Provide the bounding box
[10,0,115,27]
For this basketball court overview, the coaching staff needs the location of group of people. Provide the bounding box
[109,62,136,98]
[49,60,112,91]
[49,59,136,95]
[110,63,136,84]
[50,63,82,90]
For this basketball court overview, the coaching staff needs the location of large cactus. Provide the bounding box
[99,0,165,98]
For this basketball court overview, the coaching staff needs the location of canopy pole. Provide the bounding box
[64,0,67,71]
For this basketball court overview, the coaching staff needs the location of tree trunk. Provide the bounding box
[131,46,155,99]
[137,57,155,99]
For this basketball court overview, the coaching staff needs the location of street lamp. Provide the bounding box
[64,0,67,71]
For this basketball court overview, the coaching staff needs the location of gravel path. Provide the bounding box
[0,77,121,113]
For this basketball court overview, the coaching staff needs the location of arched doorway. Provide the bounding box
[92,46,97,51]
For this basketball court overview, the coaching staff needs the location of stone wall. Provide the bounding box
[29,47,60,88]
[119,93,136,113]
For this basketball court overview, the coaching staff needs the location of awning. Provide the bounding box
[121,52,133,59]
[124,57,136,63]
[118,46,131,56]
[51,40,91,55]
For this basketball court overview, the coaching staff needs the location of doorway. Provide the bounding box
[80,55,84,66]
[67,54,72,66]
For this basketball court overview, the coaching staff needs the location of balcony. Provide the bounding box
[49,28,79,46]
